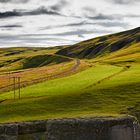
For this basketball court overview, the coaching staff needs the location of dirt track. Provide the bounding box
[0,59,81,92]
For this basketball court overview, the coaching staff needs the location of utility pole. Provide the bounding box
[17,77,21,99]
[9,72,11,91]
[13,77,16,100]
[12,76,21,100]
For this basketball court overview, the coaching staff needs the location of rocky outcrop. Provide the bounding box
[0,116,139,140]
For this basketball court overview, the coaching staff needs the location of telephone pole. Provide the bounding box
[12,76,21,100]
[13,77,16,100]
[18,77,21,99]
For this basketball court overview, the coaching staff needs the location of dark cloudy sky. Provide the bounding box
[0,0,140,47]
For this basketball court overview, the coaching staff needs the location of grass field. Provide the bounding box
[0,47,86,93]
[0,62,139,123]
[0,61,75,92]
[0,27,139,123]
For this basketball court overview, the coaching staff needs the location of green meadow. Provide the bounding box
[0,62,139,123]
[0,27,140,123]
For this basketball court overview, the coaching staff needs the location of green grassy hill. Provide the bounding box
[0,63,139,123]
[0,46,70,72]
[56,27,140,59]
[0,27,139,123]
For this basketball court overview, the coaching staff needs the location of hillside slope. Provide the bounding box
[0,27,140,123]
[91,42,140,65]
[0,46,70,72]
[56,27,140,59]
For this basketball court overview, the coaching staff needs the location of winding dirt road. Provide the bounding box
[0,59,81,92]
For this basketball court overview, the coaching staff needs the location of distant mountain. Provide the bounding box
[56,27,140,59]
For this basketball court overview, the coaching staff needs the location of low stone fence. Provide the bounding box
[0,116,139,140]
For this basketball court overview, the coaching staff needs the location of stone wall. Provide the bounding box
[0,117,139,140]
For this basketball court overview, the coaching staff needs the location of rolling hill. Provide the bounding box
[0,46,86,94]
[56,27,140,59]
[0,46,70,72]
[0,27,139,123]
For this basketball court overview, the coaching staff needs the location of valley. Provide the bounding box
[0,27,140,123]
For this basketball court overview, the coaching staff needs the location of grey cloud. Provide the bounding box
[0,0,29,3]
[78,34,84,38]
[67,21,129,28]
[0,28,110,40]
[50,0,69,11]
[97,21,129,28]
[87,12,140,22]
[0,25,22,28]
[46,29,112,37]
[84,7,96,14]
[41,20,129,31]
[125,14,140,18]
[86,13,119,20]
[0,34,77,40]
[0,6,61,18]
[53,29,93,36]
[108,0,139,4]
[0,34,77,46]
[40,21,87,30]
[82,7,120,20]
[26,6,61,16]
[83,7,96,17]
[0,10,20,18]
[64,22,87,27]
